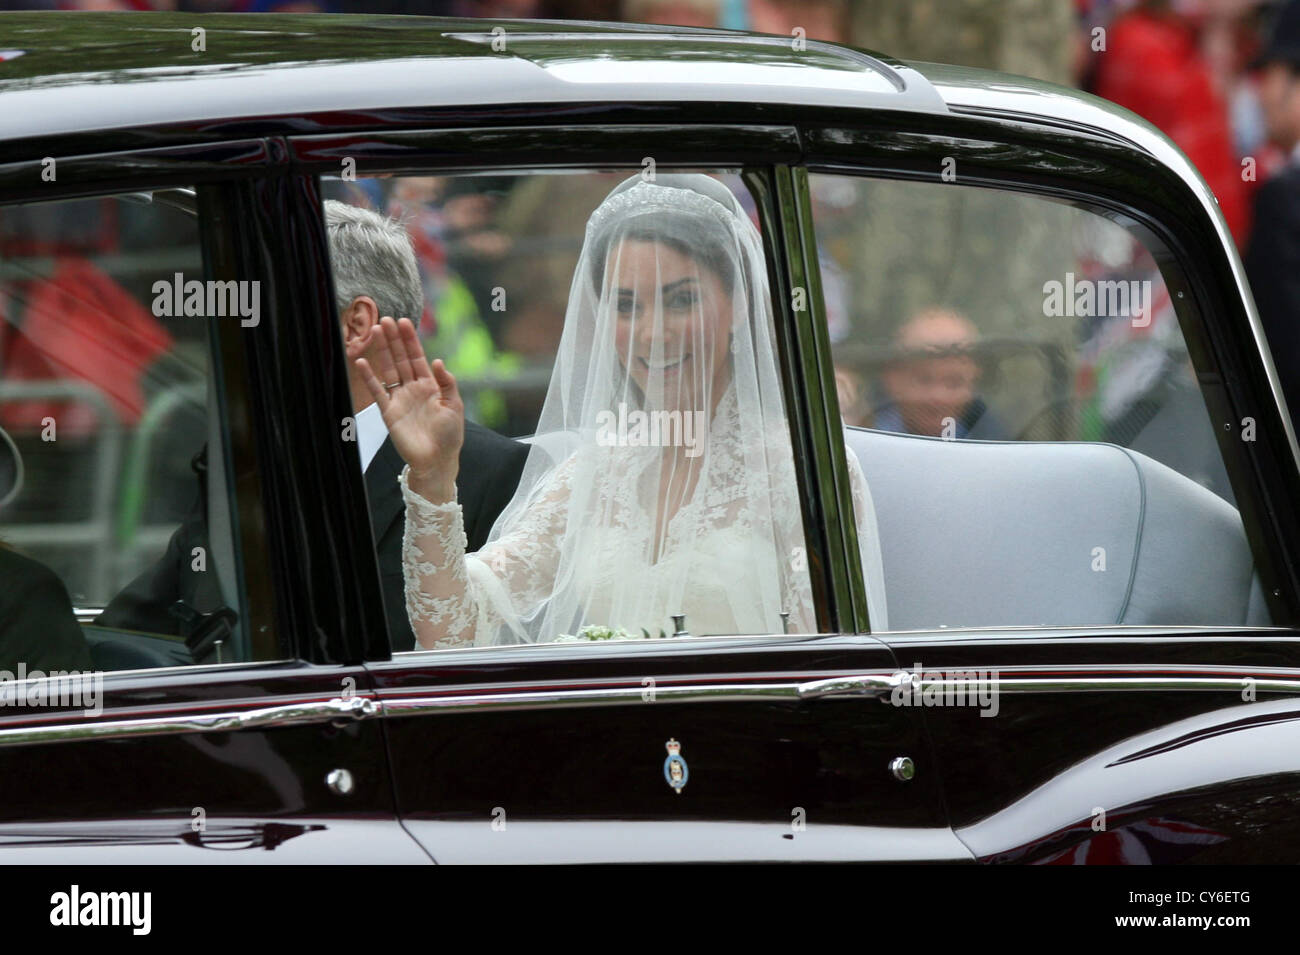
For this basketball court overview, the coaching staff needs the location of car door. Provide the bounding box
[801,101,1300,864]
[293,126,970,862]
[0,149,424,862]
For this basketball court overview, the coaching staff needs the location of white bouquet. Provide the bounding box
[553,624,671,642]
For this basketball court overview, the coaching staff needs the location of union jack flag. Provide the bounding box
[1032,816,1228,865]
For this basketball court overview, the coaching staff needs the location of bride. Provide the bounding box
[356,173,887,649]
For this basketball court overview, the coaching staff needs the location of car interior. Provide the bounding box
[77,372,239,671]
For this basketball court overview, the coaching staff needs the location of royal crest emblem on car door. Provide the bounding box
[663,738,688,794]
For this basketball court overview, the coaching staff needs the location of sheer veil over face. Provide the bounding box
[476,173,817,643]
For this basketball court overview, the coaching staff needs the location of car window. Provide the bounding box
[809,171,1273,632]
[321,168,853,651]
[0,189,277,672]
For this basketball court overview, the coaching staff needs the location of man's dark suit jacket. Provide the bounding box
[1245,163,1300,422]
[0,548,93,673]
[98,419,529,654]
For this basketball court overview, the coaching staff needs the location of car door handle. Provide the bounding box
[796,674,901,701]
[0,695,380,748]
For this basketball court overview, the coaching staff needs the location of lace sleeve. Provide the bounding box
[399,460,574,649]
[845,446,890,632]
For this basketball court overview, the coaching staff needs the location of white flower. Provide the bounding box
[553,624,645,642]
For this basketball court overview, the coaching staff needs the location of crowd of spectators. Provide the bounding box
[1076,1,1300,433]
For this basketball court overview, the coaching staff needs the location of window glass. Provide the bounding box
[0,189,271,673]
[322,169,838,650]
[811,172,1271,631]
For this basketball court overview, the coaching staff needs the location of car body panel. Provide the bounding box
[365,636,971,863]
[406,820,963,864]
[0,818,430,864]
[0,664,427,862]
[882,631,1300,862]
[958,696,1300,864]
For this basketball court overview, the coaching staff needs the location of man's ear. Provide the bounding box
[341,296,380,360]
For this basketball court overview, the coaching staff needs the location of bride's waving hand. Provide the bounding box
[355,316,574,650]
[355,316,464,504]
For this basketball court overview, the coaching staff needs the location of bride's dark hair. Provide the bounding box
[589,217,739,291]
[586,174,746,293]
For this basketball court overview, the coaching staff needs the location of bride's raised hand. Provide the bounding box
[355,316,463,504]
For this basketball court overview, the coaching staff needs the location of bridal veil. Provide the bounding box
[466,172,888,643]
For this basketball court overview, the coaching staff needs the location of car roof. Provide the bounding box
[0,13,1207,208]
[0,12,944,141]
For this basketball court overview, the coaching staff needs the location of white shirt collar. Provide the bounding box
[355,401,389,473]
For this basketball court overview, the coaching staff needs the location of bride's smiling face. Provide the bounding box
[609,238,733,409]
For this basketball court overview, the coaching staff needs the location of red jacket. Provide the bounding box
[1094,9,1249,244]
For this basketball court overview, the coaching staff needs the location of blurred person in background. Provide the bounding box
[620,0,717,27]
[448,0,542,15]
[386,176,522,430]
[59,0,176,9]
[748,0,847,41]
[437,177,516,340]
[1245,0,1300,421]
[1092,0,1250,243]
[875,308,1008,440]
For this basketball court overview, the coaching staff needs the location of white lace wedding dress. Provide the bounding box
[394,173,888,650]
[398,384,888,649]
